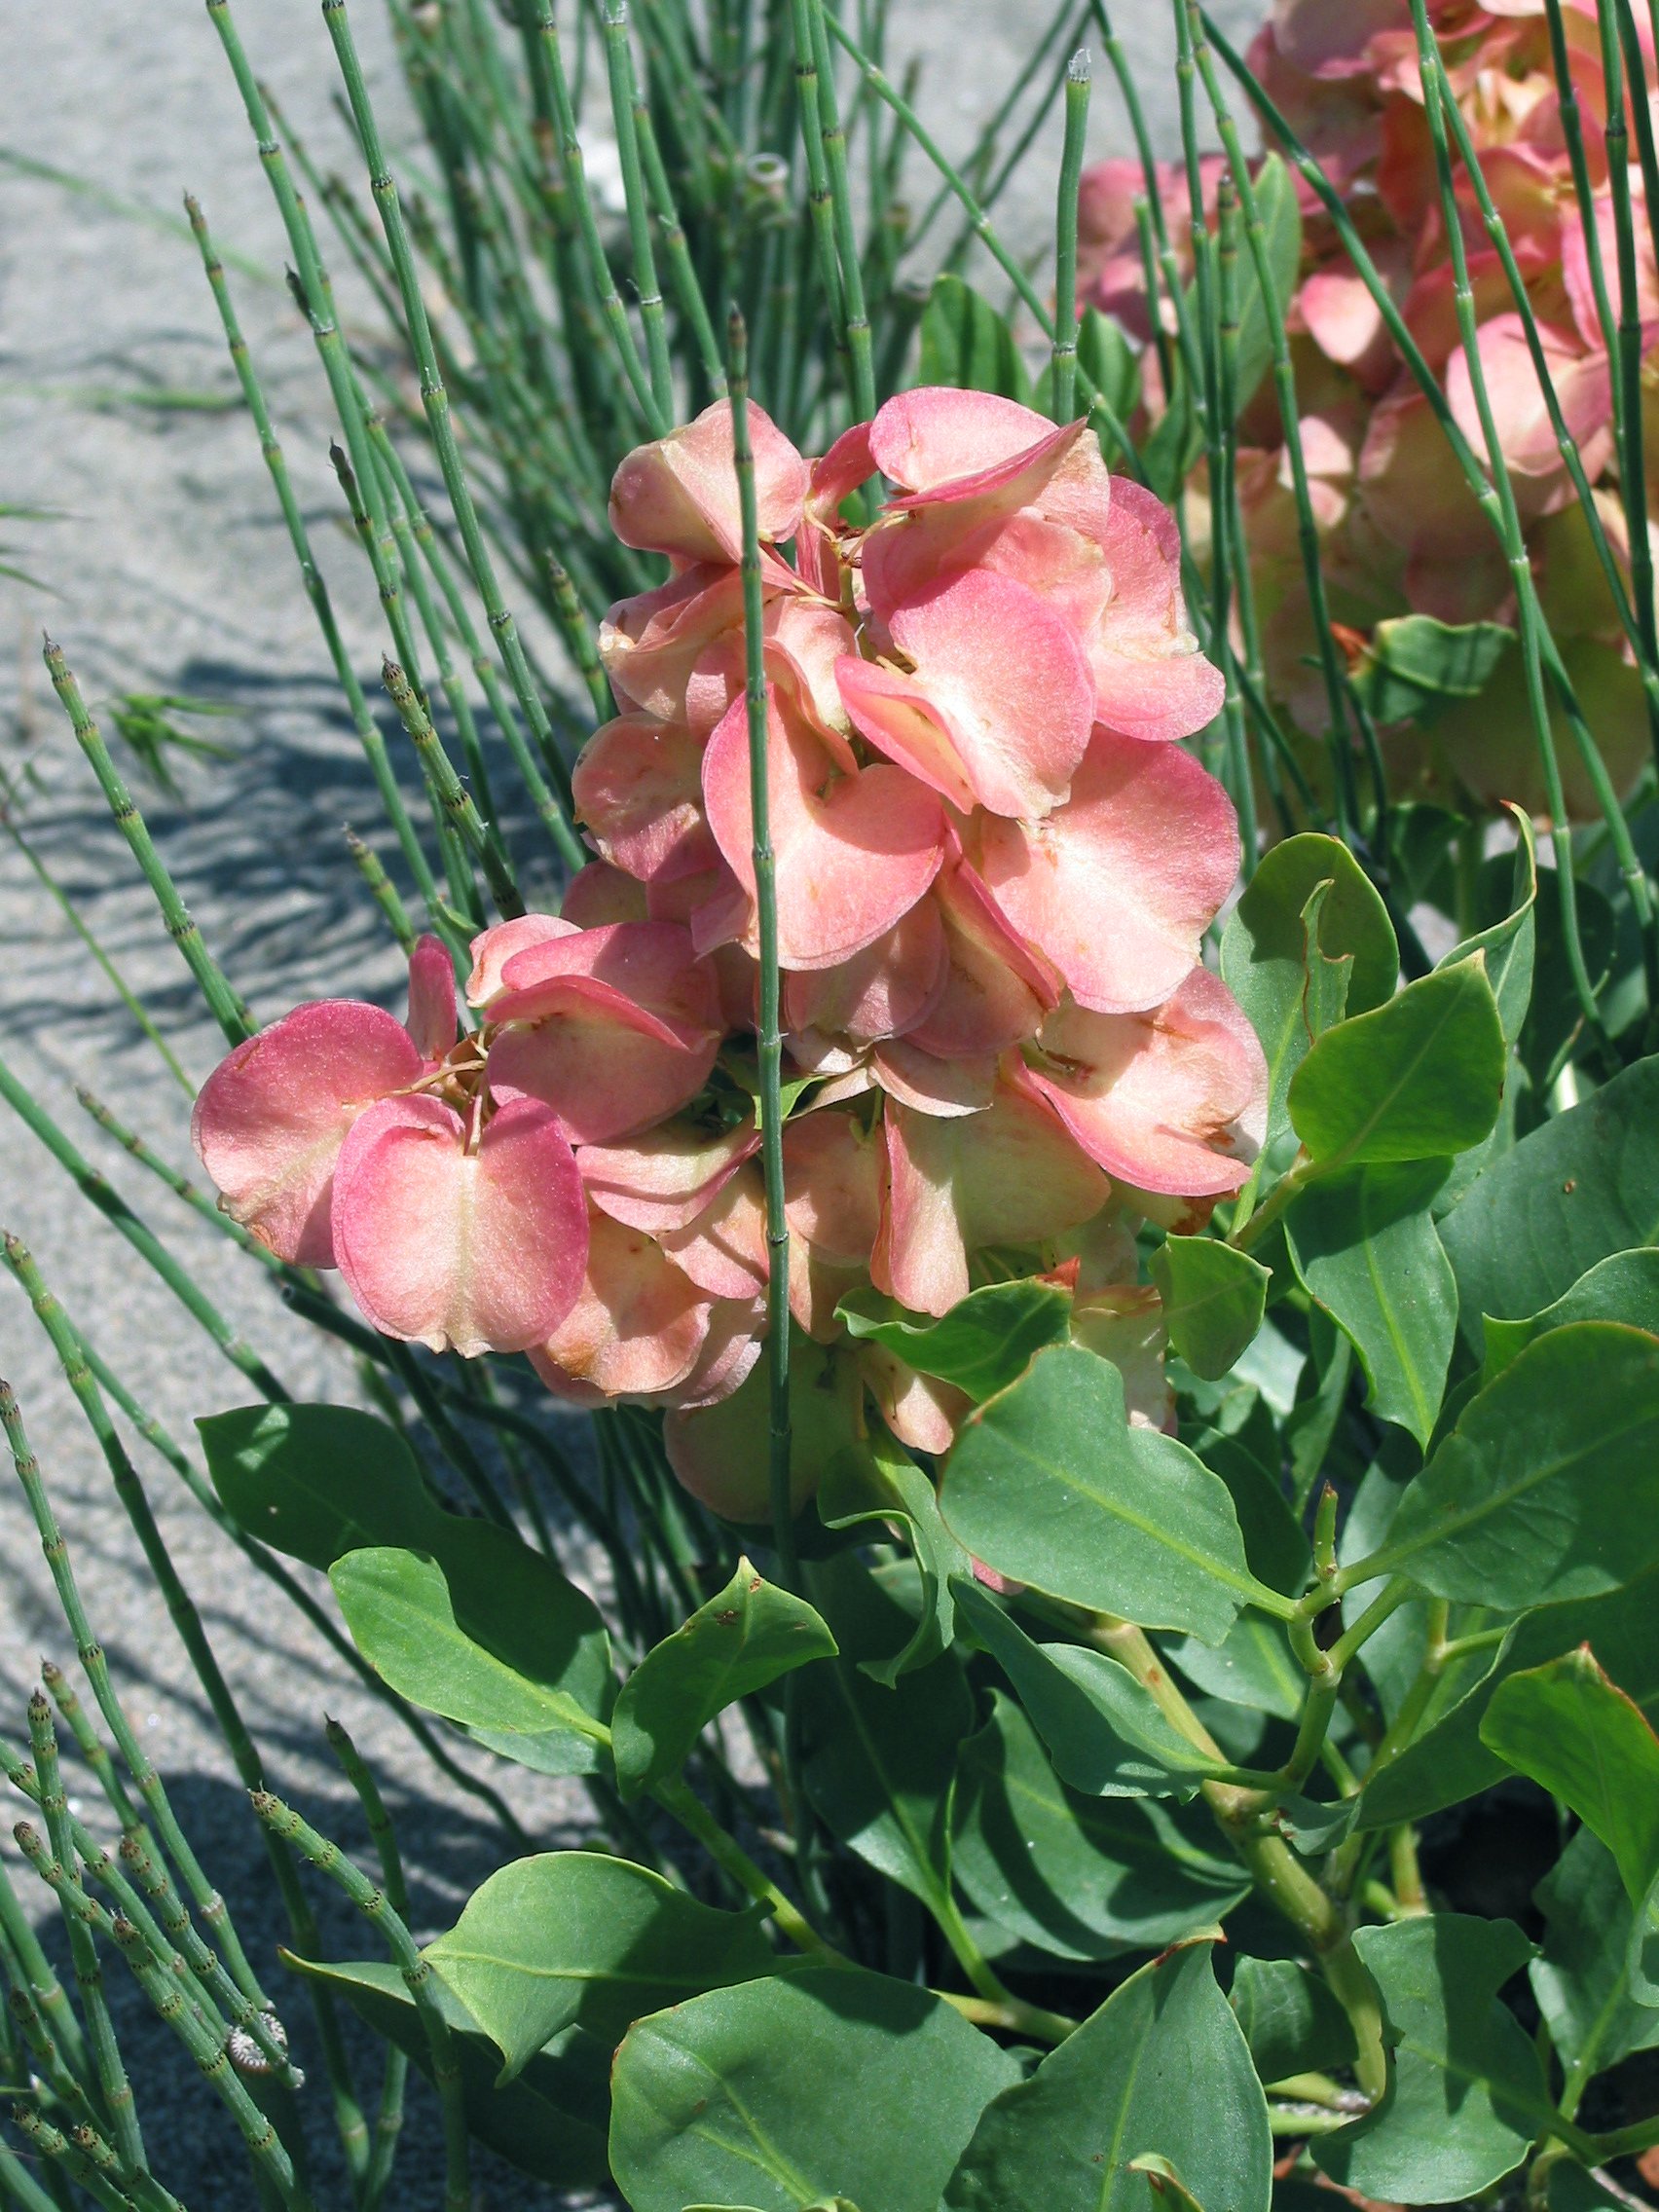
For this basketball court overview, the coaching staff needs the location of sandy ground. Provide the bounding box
[0,2,1261,2201]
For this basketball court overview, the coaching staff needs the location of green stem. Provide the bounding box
[42,643,253,1046]
[249,1793,465,2212]
[1051,51,1090,425]
[25,1698,145,2180]
[807,0,875,423]
[603,2,674,422]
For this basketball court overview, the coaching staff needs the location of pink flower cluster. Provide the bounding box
[193,390,1266,1514]
[1077,0,1656,817]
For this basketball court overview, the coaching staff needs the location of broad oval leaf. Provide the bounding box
[1288,956,1505,1166]
[952,1691,1250,1959]
[1530,1826,1659,2082]
[1230,1958,1358,2086]
[1220,833,1397,1151]
[608,1965,1020,2212]
[1313,1918,1551,2202]
[816,1422,973,1683]
[424,1852,775,2081]
[1357,1566,1659,1830]
[330,1547,608,1772]
[284,1951,611,2188]
[834,1277,1073,1402]
[1364,1324,1659,1608]
[939,1345,1271,1645]
[1353,614,1515,725]
[611,1558,835,1800]
[200,1402,611,1715]
[1149,1236,1271,1382]
[1284,1161,1457,1451]
[952,1575,1221,1799]
[797,1554,973,1912]
[943,1942,1272,2212]
[1482,1247,1659,1382]
[1480,1645,1659,1905]
[1438,1054,1659,1357]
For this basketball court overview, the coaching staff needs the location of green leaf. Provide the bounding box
[424,1852,774,2083]
[817,1422,973,1682]
[1440,809,1536,1051]
[1220,833,1397,1153]
[1150,1238,1271,1382]
[834,1278,1073,1403]
[1357,1566,1659,1829]
[1198,1433,1309,1599]
[1284,1161,1457,1450]
[1229,154,1301,417]
[1350,615,1515,726]
[797,1555,973,1912]
[1079,306,1142,422]
[951,1578,1219,1799]
[951,1692,1250,1959]
[1438,1055,1659,1358]
[1530,1826,1659,2083]
[1364,1324,1659,1608]
[918,275,1032,402]
[611,1559,835,1800]
[200,1403,610,1717]
[1288,956,1505,1167]
[1482,1247,1659,1383]
[943,1942,1272,2212]
[1481,1645,1659,1904]
[284,1952,611,2188]
[1167,1614,1305,1721]
[939,1345,1268,1645]
[1299,879,1352,1042]
[608,1965,1020,2212]
[1313,1917,1550,2202]
[1230,1958,1358,2085]
[329,1549,608,1773]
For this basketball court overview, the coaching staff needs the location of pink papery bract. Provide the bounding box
[608,397,807,568]
[484,921,720,1144]
[1088,479,1227,741]
[191,999,425,1269]
[532,1207,712,1401]
[572,715,719,886]
[332,1093,588,1356]
[1026,965,1269,1197]
[977,727,1240,1014]
[701,686,945,970]
[577,1119,759,1234]
[405,935,459,1061]
[873,1072,1108,1315]
[837,568,1095,819]
[466,913,577,1008]
[782,899,948,1046]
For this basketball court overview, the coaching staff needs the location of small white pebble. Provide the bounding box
[145,1714,160,1729]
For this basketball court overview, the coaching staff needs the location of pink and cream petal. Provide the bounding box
[906,851,1062,1060]
[332,1093,588,1357]
[701,687,944,970]
[571,715,719,885]
[977,728,1240,1014]
[873,1077,1108,1316]
[1087,478,1226,742]
[858,1342,972,1455]
[466,913,576,1009]
[191,1000,425,1268]
[781,899,947,1046]
[577,1118,759,1234]
[532,1207,711,1398]
[608,398,807,565]
[658,1163,770,1300]
[405,935,459,1062]
[838,569,1095,820]
[562,863,651,927]
[781,1109,885,1266]
[1025,965,1267,1197]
